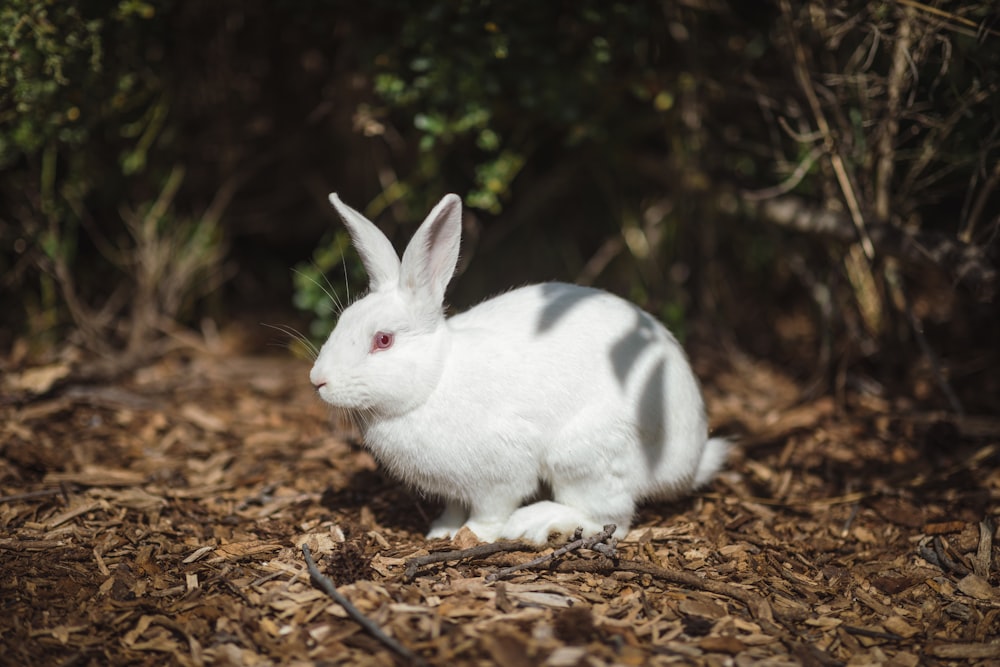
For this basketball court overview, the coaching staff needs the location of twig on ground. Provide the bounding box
[918,536,970,577]
[486,524,618,583]
[301,544,427,667]
[211,566,253,606]
[0,487,70,504]
[404,540,537,580]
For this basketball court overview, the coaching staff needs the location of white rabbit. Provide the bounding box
[310,193,727,544]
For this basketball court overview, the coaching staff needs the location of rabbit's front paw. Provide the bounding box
[426,501,467,539]
[426,525,454,539]
[462,518,505,543]
[499,501,605,545]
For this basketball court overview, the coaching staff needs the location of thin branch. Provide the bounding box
[875,6,915,223]
[897,0,1000,39]
[404,540,538,580]
[781,0,876,262]
[576,235,625,286]
[777,116,824,144]
[919,536,970,576]
[742,145,824,201]
[961,159,1000,244]
[900,86,994,201]
[486,524,618,583]
[750,195,997,301]
[301,544,427,667]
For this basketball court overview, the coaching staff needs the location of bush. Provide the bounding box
[0,0,230,362]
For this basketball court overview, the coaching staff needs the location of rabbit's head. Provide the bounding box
[309,194,463,417]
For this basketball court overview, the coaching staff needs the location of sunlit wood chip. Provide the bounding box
[182,546,215,564]
[181,404,227,432]
[882,615,919,638]
[957,573,996,601]
[699,635,747,654]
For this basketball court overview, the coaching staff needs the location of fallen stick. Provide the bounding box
[301,544,427,667]
[404,540,537,580]
[486,524,618,582]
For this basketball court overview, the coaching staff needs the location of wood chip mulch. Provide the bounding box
[1,346,998,666]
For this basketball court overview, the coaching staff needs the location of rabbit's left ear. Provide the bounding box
[328,193,401,291]
[400,194,462,304]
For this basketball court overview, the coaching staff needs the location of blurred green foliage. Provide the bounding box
[0,3,102,165]
[0,0,203,352]
[0,0,165,173]
[367,1,678,213]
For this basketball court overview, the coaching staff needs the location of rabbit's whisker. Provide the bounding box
[296,266,344,315]
[261,322,319,359]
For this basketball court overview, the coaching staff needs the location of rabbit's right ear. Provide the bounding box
[400,194,463,306]
[329,193,400,291]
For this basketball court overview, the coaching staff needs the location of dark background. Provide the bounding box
[2,0,998,413]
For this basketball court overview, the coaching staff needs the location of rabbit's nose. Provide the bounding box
[309,365,327,390]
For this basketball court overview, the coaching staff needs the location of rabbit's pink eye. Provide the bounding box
[371,331,394,352]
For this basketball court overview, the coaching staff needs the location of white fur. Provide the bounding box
[310,193,727,544]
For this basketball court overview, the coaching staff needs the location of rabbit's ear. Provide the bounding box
[329,193,400,291]
[400,194,462,304]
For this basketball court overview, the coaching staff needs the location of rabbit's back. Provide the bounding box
[448,282,701,410]
[421,282,711,498]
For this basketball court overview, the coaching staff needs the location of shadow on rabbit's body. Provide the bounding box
[310,193,727,544]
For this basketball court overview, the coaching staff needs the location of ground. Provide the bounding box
[1,340,998,666]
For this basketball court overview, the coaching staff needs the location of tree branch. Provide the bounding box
[403,540,537,580]
[780,0,876,262]
[875,6,915,223]
[485,524,618,582]
[751,195,997,301]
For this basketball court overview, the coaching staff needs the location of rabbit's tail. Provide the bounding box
[694,437,729,488]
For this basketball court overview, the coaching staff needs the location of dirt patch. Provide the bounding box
[1,347,998,665]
